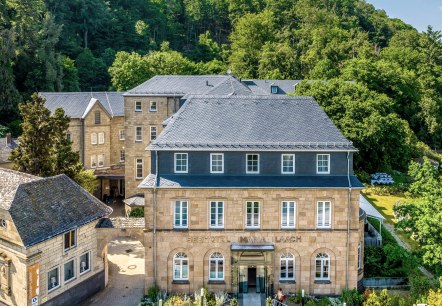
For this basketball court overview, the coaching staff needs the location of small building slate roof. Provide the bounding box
[41,92,124,118]
[138,174,364,189]
[243,80,301,95]
[124,194,145,207]
[149,95,356,151]
[124,75,231,96]
[0,169,112,248]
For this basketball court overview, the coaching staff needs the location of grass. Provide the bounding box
[362,190,420,251]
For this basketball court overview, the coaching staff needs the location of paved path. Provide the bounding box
[383,223,434,278]
[242,293,262,306]
[81,238,145,306]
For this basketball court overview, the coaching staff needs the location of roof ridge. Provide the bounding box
[0,168,41,180]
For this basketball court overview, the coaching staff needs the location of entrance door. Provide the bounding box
[248,267,257,292]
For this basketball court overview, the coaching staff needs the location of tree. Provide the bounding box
[60,56,80,91]
[74,169,98,194]
[407,158,440,198]
[76,48,109,91]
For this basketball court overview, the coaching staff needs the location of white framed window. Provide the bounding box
[79,252,91,275]
[174,153,188,173]
[271,85,278,94]
[315,253,330,280]
[64,259,76,283]
[173,252,188,280]
[120,150,125,162]
[280,253,295,280]
[281,201,296,228]
[174,201,188,228]
[98,154,104,167]
[135,158,143,179]
[135,101,142,112]
[317,154,330,174]
[48,266,60,292]
[209,201,224,228]
[246,154,259,174]
[150,101,157,112]
[281,154,295,174]
[150,126,157,141]
[91,155,97,168]
[91,133,97,145]
[210,153,224,173]
[66,132,72,142]
[135,126,143,142]
[98,132,104,144]
[358,242,361,270]
[317,201,331,228]
[64,229,76,251]
[246,201,260,228]
[119,129,125,140]
[209,252,224,280]
[94,111,101,124]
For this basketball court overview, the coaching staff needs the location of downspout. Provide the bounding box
[153,150,158,285]
[346,151,352,289]
[81,119,85,165]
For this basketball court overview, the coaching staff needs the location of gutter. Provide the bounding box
[345,151,352,289]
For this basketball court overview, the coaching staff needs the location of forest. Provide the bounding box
[2,0,442,173]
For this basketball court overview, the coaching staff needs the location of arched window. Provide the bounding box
[315,253,330,280]
[280,252,295,280]
[173,252,188,280]
[209,252,224,280]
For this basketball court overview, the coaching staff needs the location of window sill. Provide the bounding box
[316,227,332,231]
[314,280,331,284]
[208,280,225,284]
[279,280,296,284]
[173,228,189,231]
[245,228,260,231]
[172,280,190,284]
[209,228,225,231]
[280,227,296,230]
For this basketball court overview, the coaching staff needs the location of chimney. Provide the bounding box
[6,133,11,146]
[206,80,209,86]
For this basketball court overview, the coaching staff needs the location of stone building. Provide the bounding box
[42,92,125,200]
[139,95,365,296]
[0,168,112,306]
[0,134,17,170]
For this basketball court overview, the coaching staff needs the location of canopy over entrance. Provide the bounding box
[359,194,385,221]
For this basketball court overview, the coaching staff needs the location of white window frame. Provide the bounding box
[135,126,143,142]
[0,219,6,228]
[135,158,143,179]
[135,101,142,112]
[317,154,330,174]
[119,129,125,140]
[281,201,296,229]
[174,200,188,229]
[98,132,104,144]
[91,133,97,145]
[246,154,259,174]
[91,155,97,168]
[174,153,188,173]
[64,259,76,283]
[150,126,157,141]
[98,154,104,167]
[64,229,76,251]
[210,153,224,173]
[316,201,331,229]
[280,253,295,280]
[315,253,330,280]
[209,201,224,228]
[271,85,278,94]
[150,101,157,112]
[281,154,295,174]
[245,201,260,229]
[209,252,224,281]
[79,251,91,275]
[47,266,60,292]
[173,252,189,280]
[120,150,125,162]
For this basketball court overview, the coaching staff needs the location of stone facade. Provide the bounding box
[123,96,180,197]
[143,187,363,295]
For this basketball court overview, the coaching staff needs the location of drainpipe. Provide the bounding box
[81,118,85,165]
[153,150,159,285]
[346,151,352,289]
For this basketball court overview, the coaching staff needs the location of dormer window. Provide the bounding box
[246,154,259,174]
[64,229,76,251]
[174,153,188,173]
[150,101,157,112]
[271,85,278,94]
[317,154,330,174]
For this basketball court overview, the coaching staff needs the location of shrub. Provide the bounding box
[230,297,238,306]
[165,295,184,306]
[129,207,144,217]
[341,288,363,305]
[147,285,160,301]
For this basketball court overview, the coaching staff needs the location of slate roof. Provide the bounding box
[125,75,231,96]
[243,80,301,95]
[0,169,112,247]
[0,136,18,163]
[138,174,364,189]
[204,76,255,96]
[41,92,124,118]
[149,95,356,151]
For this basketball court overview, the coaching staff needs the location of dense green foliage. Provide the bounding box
[2,0,442,172]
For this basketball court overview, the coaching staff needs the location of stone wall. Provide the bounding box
[67,118,82,162]
[124,96,180,197]
[109,116,125,166]
[143,187,362,295]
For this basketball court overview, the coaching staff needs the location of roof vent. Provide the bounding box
[206,80,209,86]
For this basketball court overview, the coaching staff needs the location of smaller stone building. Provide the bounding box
[0,134,17,170]
[0,168,112,306]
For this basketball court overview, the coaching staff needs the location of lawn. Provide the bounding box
[362,190,420,251]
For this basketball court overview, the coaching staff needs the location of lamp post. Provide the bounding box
[301,289,305,306]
